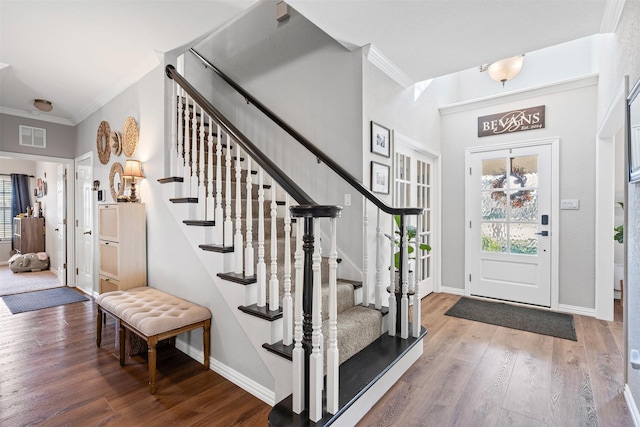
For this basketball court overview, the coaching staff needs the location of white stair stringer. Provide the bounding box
[162,182,293,403]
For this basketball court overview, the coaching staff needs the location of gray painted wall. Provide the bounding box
[441,82,598,310]
[0,114,76,159]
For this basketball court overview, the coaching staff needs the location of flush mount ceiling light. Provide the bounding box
[480,55,525,87]
[33,99,53,112]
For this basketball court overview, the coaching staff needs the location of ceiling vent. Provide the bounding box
[19,125,46,148]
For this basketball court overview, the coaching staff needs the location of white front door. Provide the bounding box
[53,164,67,285]
[394,142,435,298]
[75,155,93,294]
[467,143,552,307]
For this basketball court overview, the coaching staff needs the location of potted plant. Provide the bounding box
[386,215,431,281]
[614,202,624,243]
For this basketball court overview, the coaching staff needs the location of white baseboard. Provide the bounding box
[440,286,465,296]
[175,340,276,406]
[557,303,596,318]
[625,384,640,427]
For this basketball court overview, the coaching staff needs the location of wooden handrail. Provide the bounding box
[188,49,423,217]
[166,64,315,206]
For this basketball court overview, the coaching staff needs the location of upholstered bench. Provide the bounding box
[95,287,211,394]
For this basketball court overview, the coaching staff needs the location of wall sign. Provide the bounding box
[478,105,545,137]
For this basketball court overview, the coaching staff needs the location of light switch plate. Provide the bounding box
[560,199,579,210]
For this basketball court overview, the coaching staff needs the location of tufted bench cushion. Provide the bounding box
[95,286,211,394]
[95,287,211,336]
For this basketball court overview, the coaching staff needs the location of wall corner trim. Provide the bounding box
[625,384,640,427]
[363,44,415,89]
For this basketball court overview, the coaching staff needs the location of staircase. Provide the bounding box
[162,57,427,425]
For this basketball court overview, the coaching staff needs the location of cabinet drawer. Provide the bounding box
[100,276,120,294]
[99,241,119,279]
[99,205,119,241]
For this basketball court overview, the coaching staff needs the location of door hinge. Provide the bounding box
[469,167,472,175]
[63,263,66,269]
[469,274,472,282]
[76,267,79,275]
[469,221,472,228]
[75,172,78,179]
[63,219,66,225]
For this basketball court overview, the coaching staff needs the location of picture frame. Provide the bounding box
[371,121,391,157]
[628,78,640,183]
[371,161,390,194]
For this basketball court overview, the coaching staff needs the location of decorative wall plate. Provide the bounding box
[122,116,139,157]
[109,162,124,202]
[111,131,122,156]
[96,121,111,165]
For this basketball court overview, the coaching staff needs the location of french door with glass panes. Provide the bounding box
[467,143,552,307]
[394,144,434,297]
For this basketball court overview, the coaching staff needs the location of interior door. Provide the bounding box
[53,164,67,285]
[394,144,434,297]
[468,144,552,306]
[75,155,93,294]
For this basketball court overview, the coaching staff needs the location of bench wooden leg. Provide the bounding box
[96,307,103,347]
[119,322,126,366]
[203,319,211,370]
[148,336,158,394]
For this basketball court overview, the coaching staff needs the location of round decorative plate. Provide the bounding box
[109,162,124,202]
[96,121,111,165]
[122,116,139,158]
[110,131,122,156]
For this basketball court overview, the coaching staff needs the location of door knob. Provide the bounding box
[83,230,92,235]
[535,231,549,236]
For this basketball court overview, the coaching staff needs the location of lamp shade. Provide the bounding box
[487,55,525,86]
[123,159,144,179]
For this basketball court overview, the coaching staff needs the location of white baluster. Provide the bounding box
[215,125,223,244]
[197,104,206,217]
[282,195,292,345]
[375,208,383,309]
[176,87,184,178]
[170,81,177,177]
[292,219,304,414]
[327,217,339,414]
[191,99,198,197]
[244,157,254,277]
[413,215,422,338]
[224,135,233,247]
[363,201,369,307]
[234,147,244,275]
[206,115,215,221]
[269,182,279,311]
[257,169,266,307]
[401,219,409,339]
[182,95,191,187]
[388,218,396,336]
[309,217,323,422]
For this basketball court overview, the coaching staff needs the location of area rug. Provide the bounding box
[0,265,62,296]
[1,287,89,314]
[445,297,577,341]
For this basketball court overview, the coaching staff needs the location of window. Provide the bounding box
[0,177,11,240]
[19,125,46,148]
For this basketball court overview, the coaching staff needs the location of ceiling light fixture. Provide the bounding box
[480,55,525,87]
[33,99,53,112]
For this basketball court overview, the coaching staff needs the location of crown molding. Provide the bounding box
[363,44,414,89]
[0,107,74,126]
[600,0,626,33]
[439,74,599,115]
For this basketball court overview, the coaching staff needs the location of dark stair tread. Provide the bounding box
[183,220,215,226]
[170,197,198,203]
[217,272,257,285]
[199,244,234,253]
[262,341,293,360]
[239,303,283,321]
[158,177,184,184]
[268,326,427,426]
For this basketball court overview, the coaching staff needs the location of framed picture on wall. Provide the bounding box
[371,121,391,157]
[371,161,390,194]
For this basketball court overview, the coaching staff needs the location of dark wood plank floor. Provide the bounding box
[359,293,632,427]
[0,290,630,426]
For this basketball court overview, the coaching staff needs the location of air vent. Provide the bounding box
[19,125,46,148]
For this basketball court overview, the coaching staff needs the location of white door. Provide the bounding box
[75,155,93,294]
[394,143,434,298]
[53,164,67,285]
[467,143,552,307]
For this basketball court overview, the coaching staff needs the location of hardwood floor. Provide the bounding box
[359,293,632,427]
[0,290,630,426]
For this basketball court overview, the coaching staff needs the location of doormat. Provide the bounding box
[1,287,89,314]
[445,297,577,341]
